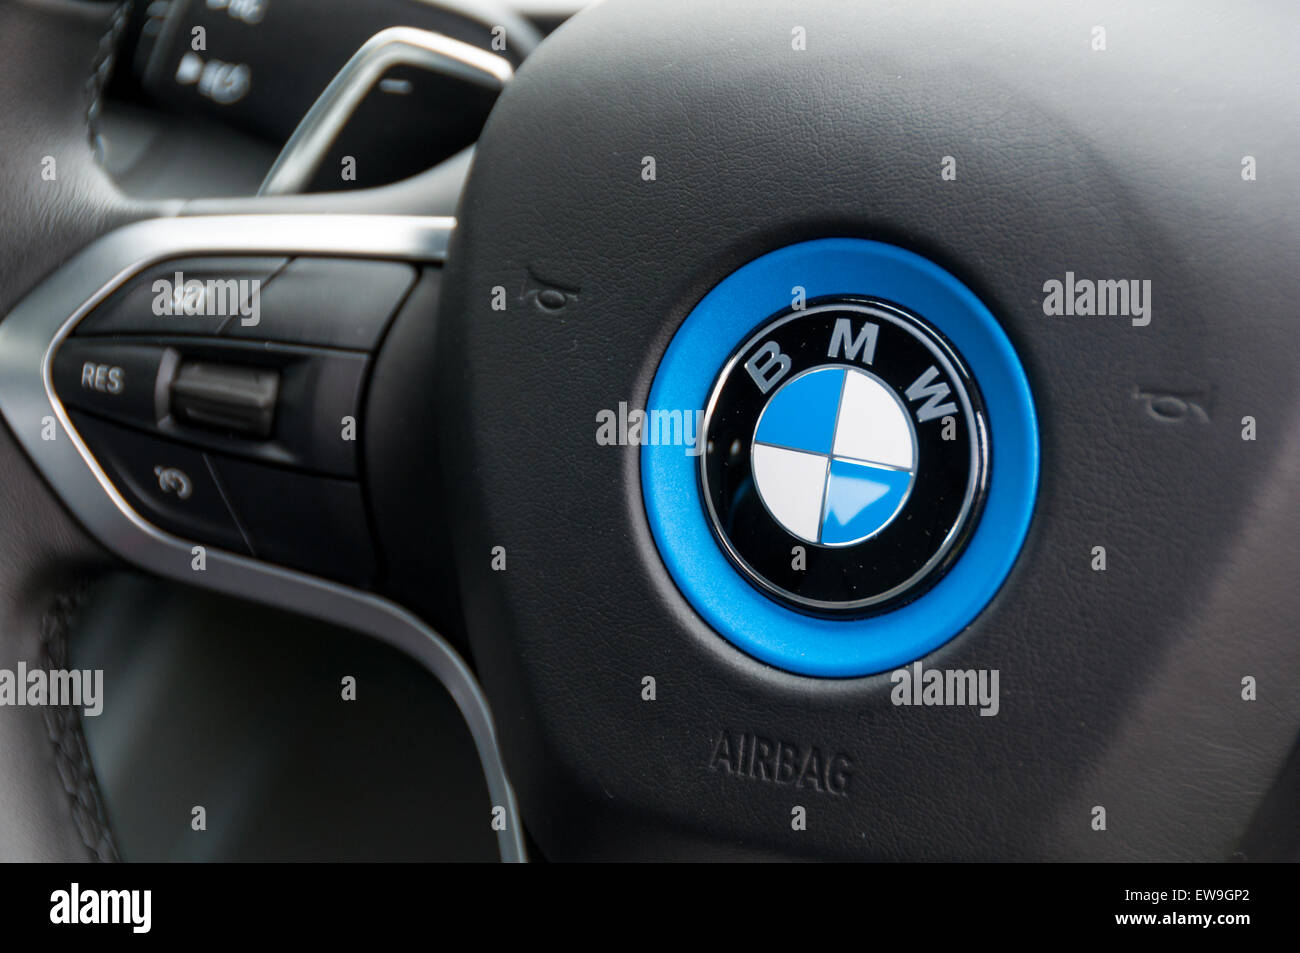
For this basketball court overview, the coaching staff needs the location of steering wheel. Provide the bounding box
[1,0,1297,862]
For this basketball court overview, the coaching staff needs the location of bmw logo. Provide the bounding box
[643,238,1037,676]
[701,299,989,615]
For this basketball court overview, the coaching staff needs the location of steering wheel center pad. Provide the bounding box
[429,0,1300,860]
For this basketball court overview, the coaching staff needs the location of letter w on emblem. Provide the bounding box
[905,366,958,423]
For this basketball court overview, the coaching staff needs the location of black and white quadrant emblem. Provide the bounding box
[701,299,989,615]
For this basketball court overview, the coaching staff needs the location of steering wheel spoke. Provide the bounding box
[0,212,525,862]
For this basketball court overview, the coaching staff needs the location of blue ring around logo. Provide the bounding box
[641,238,1039,677]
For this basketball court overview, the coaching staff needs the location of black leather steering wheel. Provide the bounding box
[1,0,1297,862]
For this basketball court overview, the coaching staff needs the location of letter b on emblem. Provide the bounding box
[744,341,791,394]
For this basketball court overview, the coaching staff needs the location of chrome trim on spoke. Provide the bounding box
[259,27,514,196]
[0,214,527,863]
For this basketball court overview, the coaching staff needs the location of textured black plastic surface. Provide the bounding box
[212,455,376,586]
[434,0,1300,860]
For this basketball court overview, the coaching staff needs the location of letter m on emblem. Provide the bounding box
[827,318,879,365]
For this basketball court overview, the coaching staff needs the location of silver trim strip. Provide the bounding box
[0,214,526,863]
[259,27,514,196]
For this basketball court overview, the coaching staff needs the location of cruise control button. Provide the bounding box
[152,346,367,478]
[68,411,250,554]
[171,360,280,439]
[75,256,288,337]
[222,257,415,350]
[52,341,173,430]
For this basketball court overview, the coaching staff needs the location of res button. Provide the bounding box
[52,341,173,431]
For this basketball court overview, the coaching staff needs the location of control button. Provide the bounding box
[271,350,366,476]
[211,455,376,586]
[155,347,366,478]
[75,257,287,337]
[171,360,279,438]
[222,258,416,350]
[68,411,250,554]
[52,341,173,430]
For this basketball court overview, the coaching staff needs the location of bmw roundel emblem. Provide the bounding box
[701,298,989,616]
[643,237,1037,676]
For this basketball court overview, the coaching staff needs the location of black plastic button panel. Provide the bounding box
[52,255,411,587]
[75,257,289,337]
[221,257,416,350]
[74,255,415,349]
[212,456,377,586]
[53,337,367,478]
[71,411,251,555]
